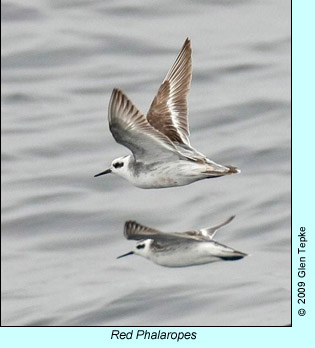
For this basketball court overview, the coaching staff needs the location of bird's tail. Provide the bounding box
[225,165,241,174]
[203,163,241,178]
[218,250,247,261]
[213,242,247,261]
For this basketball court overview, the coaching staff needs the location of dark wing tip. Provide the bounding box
[215,215,236,229]
[109,88,140,124]
[109,88,120,107]
[110,88,125,104]
[124,220,137,239]
[181,38,191,56]
[111,88,120,99]
[184,37,191,46]
[228,215,236,223]
[124,220,149,240]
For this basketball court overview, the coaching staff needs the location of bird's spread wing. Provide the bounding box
[124,221,201,242]
[182,216,236,241]
[108,89,178,162]
[147,38,192,146]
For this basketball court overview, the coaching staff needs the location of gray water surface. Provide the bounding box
[2,0,291,326]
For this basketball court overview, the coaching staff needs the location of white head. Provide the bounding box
[94,155,131,179]
[117,240,152,260]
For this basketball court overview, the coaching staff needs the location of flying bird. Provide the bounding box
[117,216,247,267]
[95,39,240,188]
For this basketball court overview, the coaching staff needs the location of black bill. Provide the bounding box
[94,169,112,177]
[117,251,134,259]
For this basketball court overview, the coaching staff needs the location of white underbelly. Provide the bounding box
[149,244,220,267]
[131,163,205,188]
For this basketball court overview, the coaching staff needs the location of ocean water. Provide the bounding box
[1,0,291,326]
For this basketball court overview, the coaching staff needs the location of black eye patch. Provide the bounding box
[113,162,124,169]
[136,244,145,250]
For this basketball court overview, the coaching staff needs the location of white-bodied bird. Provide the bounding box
[117,216,247,267]
[95,39,240,188]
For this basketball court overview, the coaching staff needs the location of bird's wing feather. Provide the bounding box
[182,216,236,240]
[147,38,192,146]
[108,89,179,162]
[124,221,201,242]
